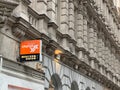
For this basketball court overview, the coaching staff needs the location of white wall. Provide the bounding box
[0,73,44,90]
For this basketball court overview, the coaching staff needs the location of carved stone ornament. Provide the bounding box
[12,27,25,39]
[0,16,6,28]
[0,1,18,28]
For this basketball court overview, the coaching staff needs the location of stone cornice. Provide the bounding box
[56,30,63,37]
[11,17,42,39]
[11,18,120,90]
[56,30,77,44]
[48,22,58,29]
[0,1,18,28]
[8,7,120,90]
[2,56,45,80]
[75,45,86,52]
[39,14,50,22]
[28,6,40,18]
[21,0,31,5]
[102,0,120,27]
[86,0,120,54]
[28,6,50,22]
[0,1,18,12]
[60,52,120,90]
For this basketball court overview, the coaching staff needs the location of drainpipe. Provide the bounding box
[0,55,3,72]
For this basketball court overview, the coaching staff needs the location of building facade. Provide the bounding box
[0,0,120,90]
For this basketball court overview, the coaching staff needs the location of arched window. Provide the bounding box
[49,74,62,90]
[71,81,79,90]
[86,87,91,90]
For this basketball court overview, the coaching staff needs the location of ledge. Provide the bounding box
[39,14,50,22]
[48,22,58,29]
[1,57,45,80]
[21,0,31,5]
[0,1,18,11]
[28,6,40,19]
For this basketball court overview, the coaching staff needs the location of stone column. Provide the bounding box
[100,0,103,13]
[36,0,47,14]
[83,16,88,51]
[68,0,75,40]
[93,27,98,59]
[101,38,106,67]
[13,0,30,21]
[83,8,89,64]
[96,0,101,14]
[36,0,49,35]
[100,33,106,68]
[76,8,84,48]
[38,15,49,35]
[60,0,69,50]
[102,2,106,20]
[88,23,96,68]
[47,0,56,22]
[88,26,95,57]
[97,32,104,65]
[60,0,69,34]
[76,4,84,60]
[68,0,76,54]
[47,0,57,41]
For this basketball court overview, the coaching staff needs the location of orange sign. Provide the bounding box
[20,40,41,55]
[20,40,42,61]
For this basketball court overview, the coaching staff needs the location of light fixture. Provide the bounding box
[74,64,79,70]
[54,49,63,60]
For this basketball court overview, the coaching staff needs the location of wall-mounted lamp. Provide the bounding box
[54,49,63,60]
[73,64,79,70]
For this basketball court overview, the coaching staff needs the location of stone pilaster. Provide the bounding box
[90,57,95,69]
[62,36,70,51]
[76,7,84,48]
[48,22,58,42]
[13,0,30,21]
[76,7,85,60]
[96,0,101,14]
[88,26,95,57]
[47,0,56,23]
[68,0,75,40]
[60,0,69,51]
[36,0,47,14]
[93,28,98,59]
[60,0,69,34]
[97,32,103,65]
[38,14,50,35]
[83,16,88,51]
[47,0,57,41]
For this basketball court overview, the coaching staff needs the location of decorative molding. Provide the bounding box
[48,22,58,29]
[39,14,50,22]
[12,26,25,39]
[2,56,45,80]
[0,1,18,28]
[21,0,31,5]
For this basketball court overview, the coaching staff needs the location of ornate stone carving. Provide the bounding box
[0,1,18,28]
[12,26,25,39]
